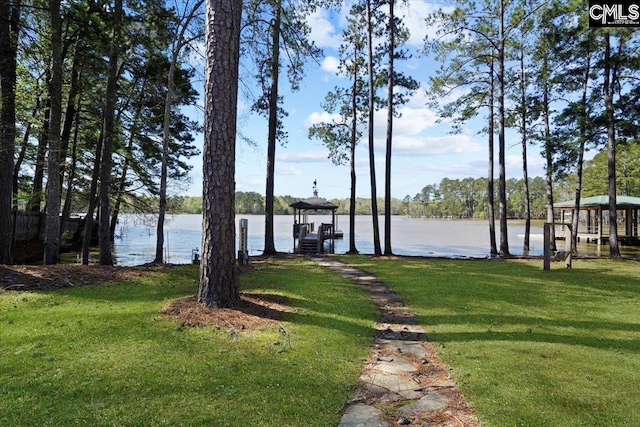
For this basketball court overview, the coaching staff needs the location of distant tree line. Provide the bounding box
[162,178,552,218]
[167,142,639,222]
[170,180,549,218]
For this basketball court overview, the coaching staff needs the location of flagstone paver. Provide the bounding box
[314,257,481,427]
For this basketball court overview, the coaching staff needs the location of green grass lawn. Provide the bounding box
[0,259,376,427]
[338,256,640,427]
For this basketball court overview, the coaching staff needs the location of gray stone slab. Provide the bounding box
[378,340,428,358]
[361,371,424,400]
[398,392,449,416]
[373,356,417,375]
[338,404,388,427]
[355,275,380,282]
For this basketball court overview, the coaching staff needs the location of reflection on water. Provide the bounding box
[111,214,639,266]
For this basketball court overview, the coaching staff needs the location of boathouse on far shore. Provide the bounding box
[555,195,640,245]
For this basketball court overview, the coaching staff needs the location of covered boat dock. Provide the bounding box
[555,195,640,245]
[290,191,338,254]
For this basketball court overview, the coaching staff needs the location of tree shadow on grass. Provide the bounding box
[429,328,640,352]
[345,257,640,352]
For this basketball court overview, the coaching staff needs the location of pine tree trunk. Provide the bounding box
[60,106,80,240]
[58,42,81,192]
[488,55,497,255]
[543,83,556,252]
[81,131,102,264]
[519,53,530,253]
[29,88,49,212]
[366,0,381,255]
[571,55,591,252]
[98,0,123,266]
[497,0,510,256]
[13,121,30,210]
[14,92,38,209]
[0,0,19,263]
[383,0,395,256]
[348,47,358,255]
[155,53,177,263]
[154,1,203,262]
[198,0,242,308]
[44,0,63,265]
[604,33,620,259]
[264,1,281,256]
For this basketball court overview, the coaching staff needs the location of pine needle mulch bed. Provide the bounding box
[162,293,291,332]
[0,263,174,291]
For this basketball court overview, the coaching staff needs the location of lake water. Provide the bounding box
[110,214,639,266]
[111,214,554,266]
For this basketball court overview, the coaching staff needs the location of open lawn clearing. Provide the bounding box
[338,256,640,427]
[0,259,376,426]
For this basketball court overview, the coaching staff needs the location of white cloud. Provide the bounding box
[415,161,486,179]
[304,111,342,128]
[505,153,546,179]
[372,105,439,137]
[506,154,523,171]
[277,151,328,163]
[307,9,342,49]
[396,107,439,135]
[276,165,302,176]
[238,177,265,187]
[321,56,340,73]
[393,134,484,157]
[397,1,453,48]
[407,85,429,107]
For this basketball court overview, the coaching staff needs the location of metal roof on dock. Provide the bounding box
[555,195,640,209]
[289,196,338,210]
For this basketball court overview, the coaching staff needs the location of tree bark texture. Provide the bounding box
[44,0,63,265]
[198,0,242,308]
[263,1,281,255]
[98,0,123,266]
[0,0,19,263]
[44,0,62,264]
[497,0,510,256]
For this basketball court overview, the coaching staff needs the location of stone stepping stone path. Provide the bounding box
[314,257,481,427]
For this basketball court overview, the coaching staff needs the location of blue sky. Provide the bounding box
[182,0,548,200]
